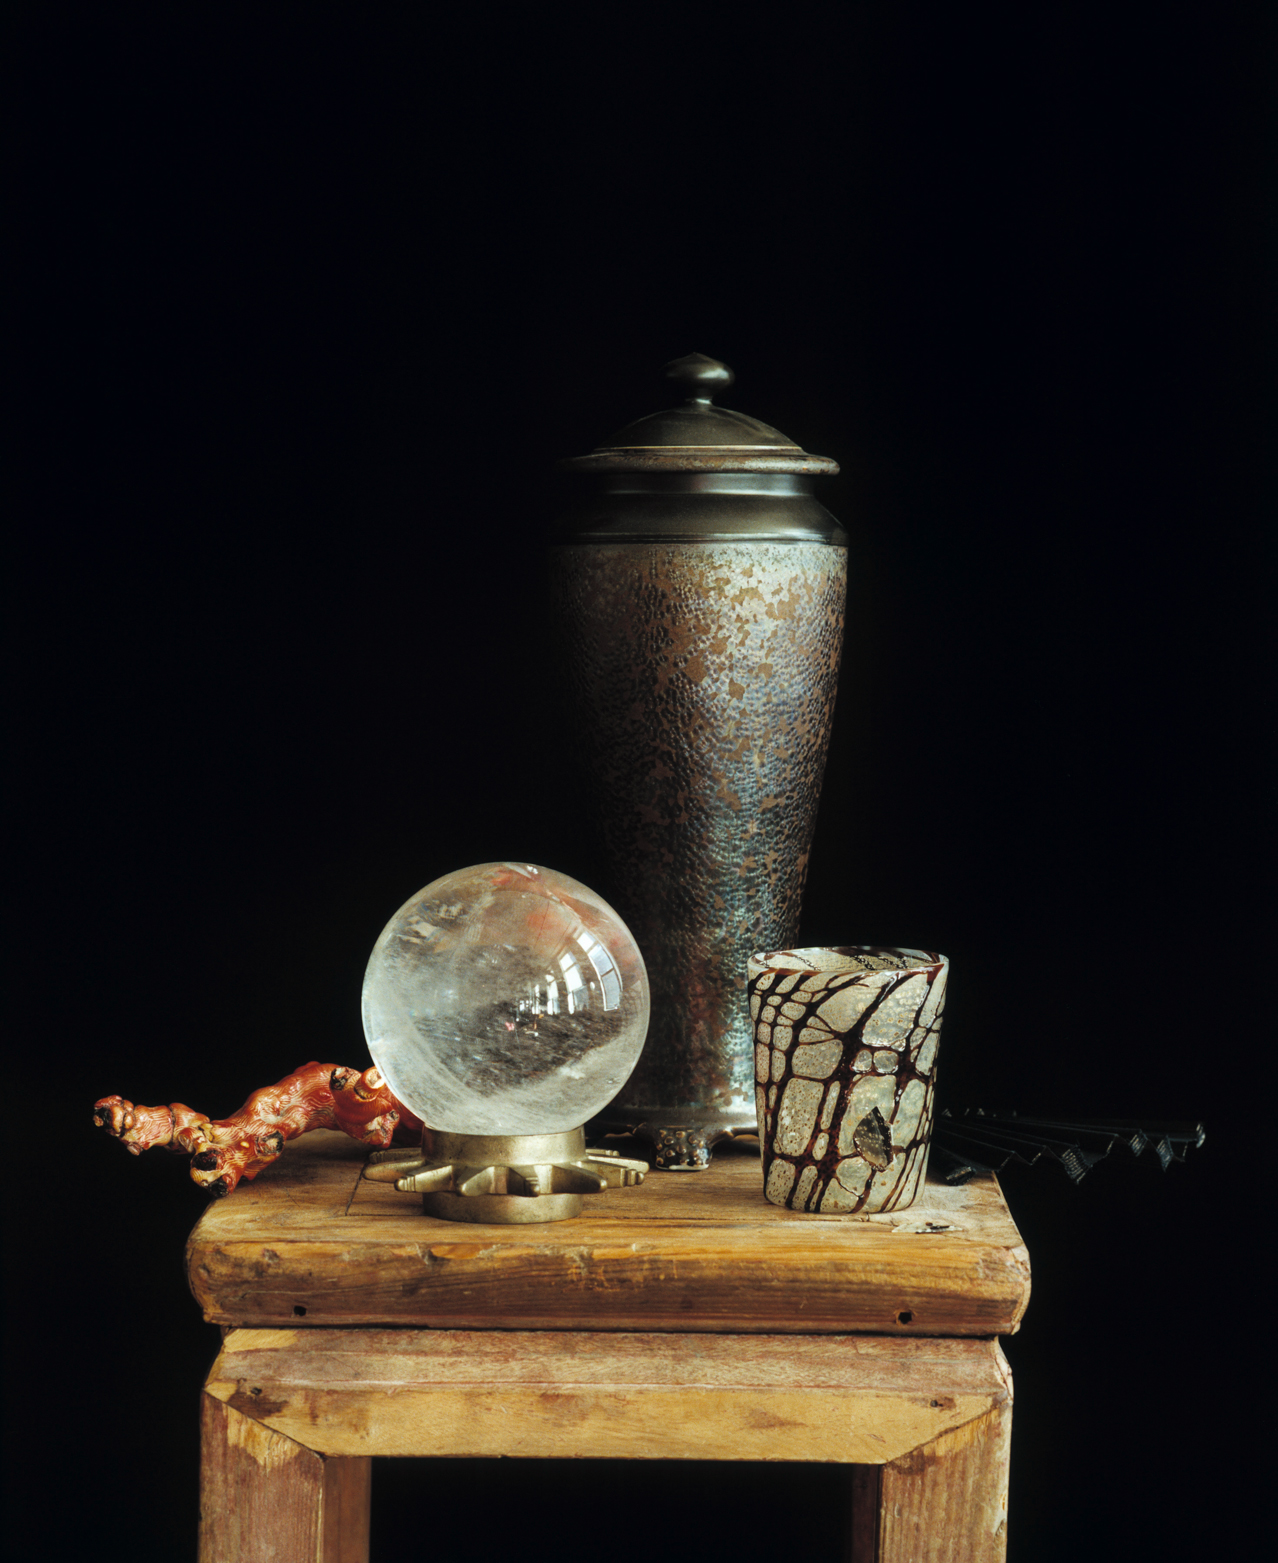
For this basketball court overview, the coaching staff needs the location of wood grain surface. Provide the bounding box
[877,1401,1012,1562]
[198,1395,370,1563]
[187,1132,1030,1336]
[205,1327,1013,1466]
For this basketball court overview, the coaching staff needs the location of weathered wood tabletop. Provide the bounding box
[187,1131,1030,1336]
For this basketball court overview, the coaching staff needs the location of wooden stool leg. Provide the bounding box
[199,1393,371,1563]
[870,1401,1012,1563]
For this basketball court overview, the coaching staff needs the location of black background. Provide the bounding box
[9,6,1270,1560]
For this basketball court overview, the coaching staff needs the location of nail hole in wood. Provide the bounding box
[293,1305,307,1316]
[897,1310,913,1324]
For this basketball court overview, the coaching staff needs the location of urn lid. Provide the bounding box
[560,353,839,476]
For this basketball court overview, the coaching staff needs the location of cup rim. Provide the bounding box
[748,944,947,977]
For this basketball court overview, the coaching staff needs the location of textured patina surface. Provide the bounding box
[555,541,847,1156]
[748,947,948,1214]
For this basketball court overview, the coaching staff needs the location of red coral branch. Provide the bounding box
[93,1062,423,1196]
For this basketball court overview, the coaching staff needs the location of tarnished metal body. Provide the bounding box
[556,540,845,1163]
[554,356,846,1168]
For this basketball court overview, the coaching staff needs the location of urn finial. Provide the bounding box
[664,352,735,405]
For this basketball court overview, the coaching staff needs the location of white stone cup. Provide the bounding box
[747,946,948,1215]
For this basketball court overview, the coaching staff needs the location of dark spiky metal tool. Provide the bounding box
[931,1109,1206,1186]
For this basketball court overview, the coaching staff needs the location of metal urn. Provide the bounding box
[552,354,847,1169]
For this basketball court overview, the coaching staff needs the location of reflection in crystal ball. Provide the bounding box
[362,862,650,1135]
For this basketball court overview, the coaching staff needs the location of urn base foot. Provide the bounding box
[592,1110,760,1171]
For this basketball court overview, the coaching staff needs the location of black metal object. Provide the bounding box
[932,1108,1207,1185]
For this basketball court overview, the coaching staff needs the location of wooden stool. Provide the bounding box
[189,1133,1030,1562]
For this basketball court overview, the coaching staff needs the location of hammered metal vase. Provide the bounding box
[553,354,846,1169]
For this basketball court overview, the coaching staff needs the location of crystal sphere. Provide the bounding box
[362,862,650,1135]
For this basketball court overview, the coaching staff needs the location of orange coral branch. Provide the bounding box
[94,1062,423,1197]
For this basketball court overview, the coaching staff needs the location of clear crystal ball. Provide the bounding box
[362,862,650,1135]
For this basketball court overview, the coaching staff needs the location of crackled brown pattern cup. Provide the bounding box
[747,946,948,1214]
